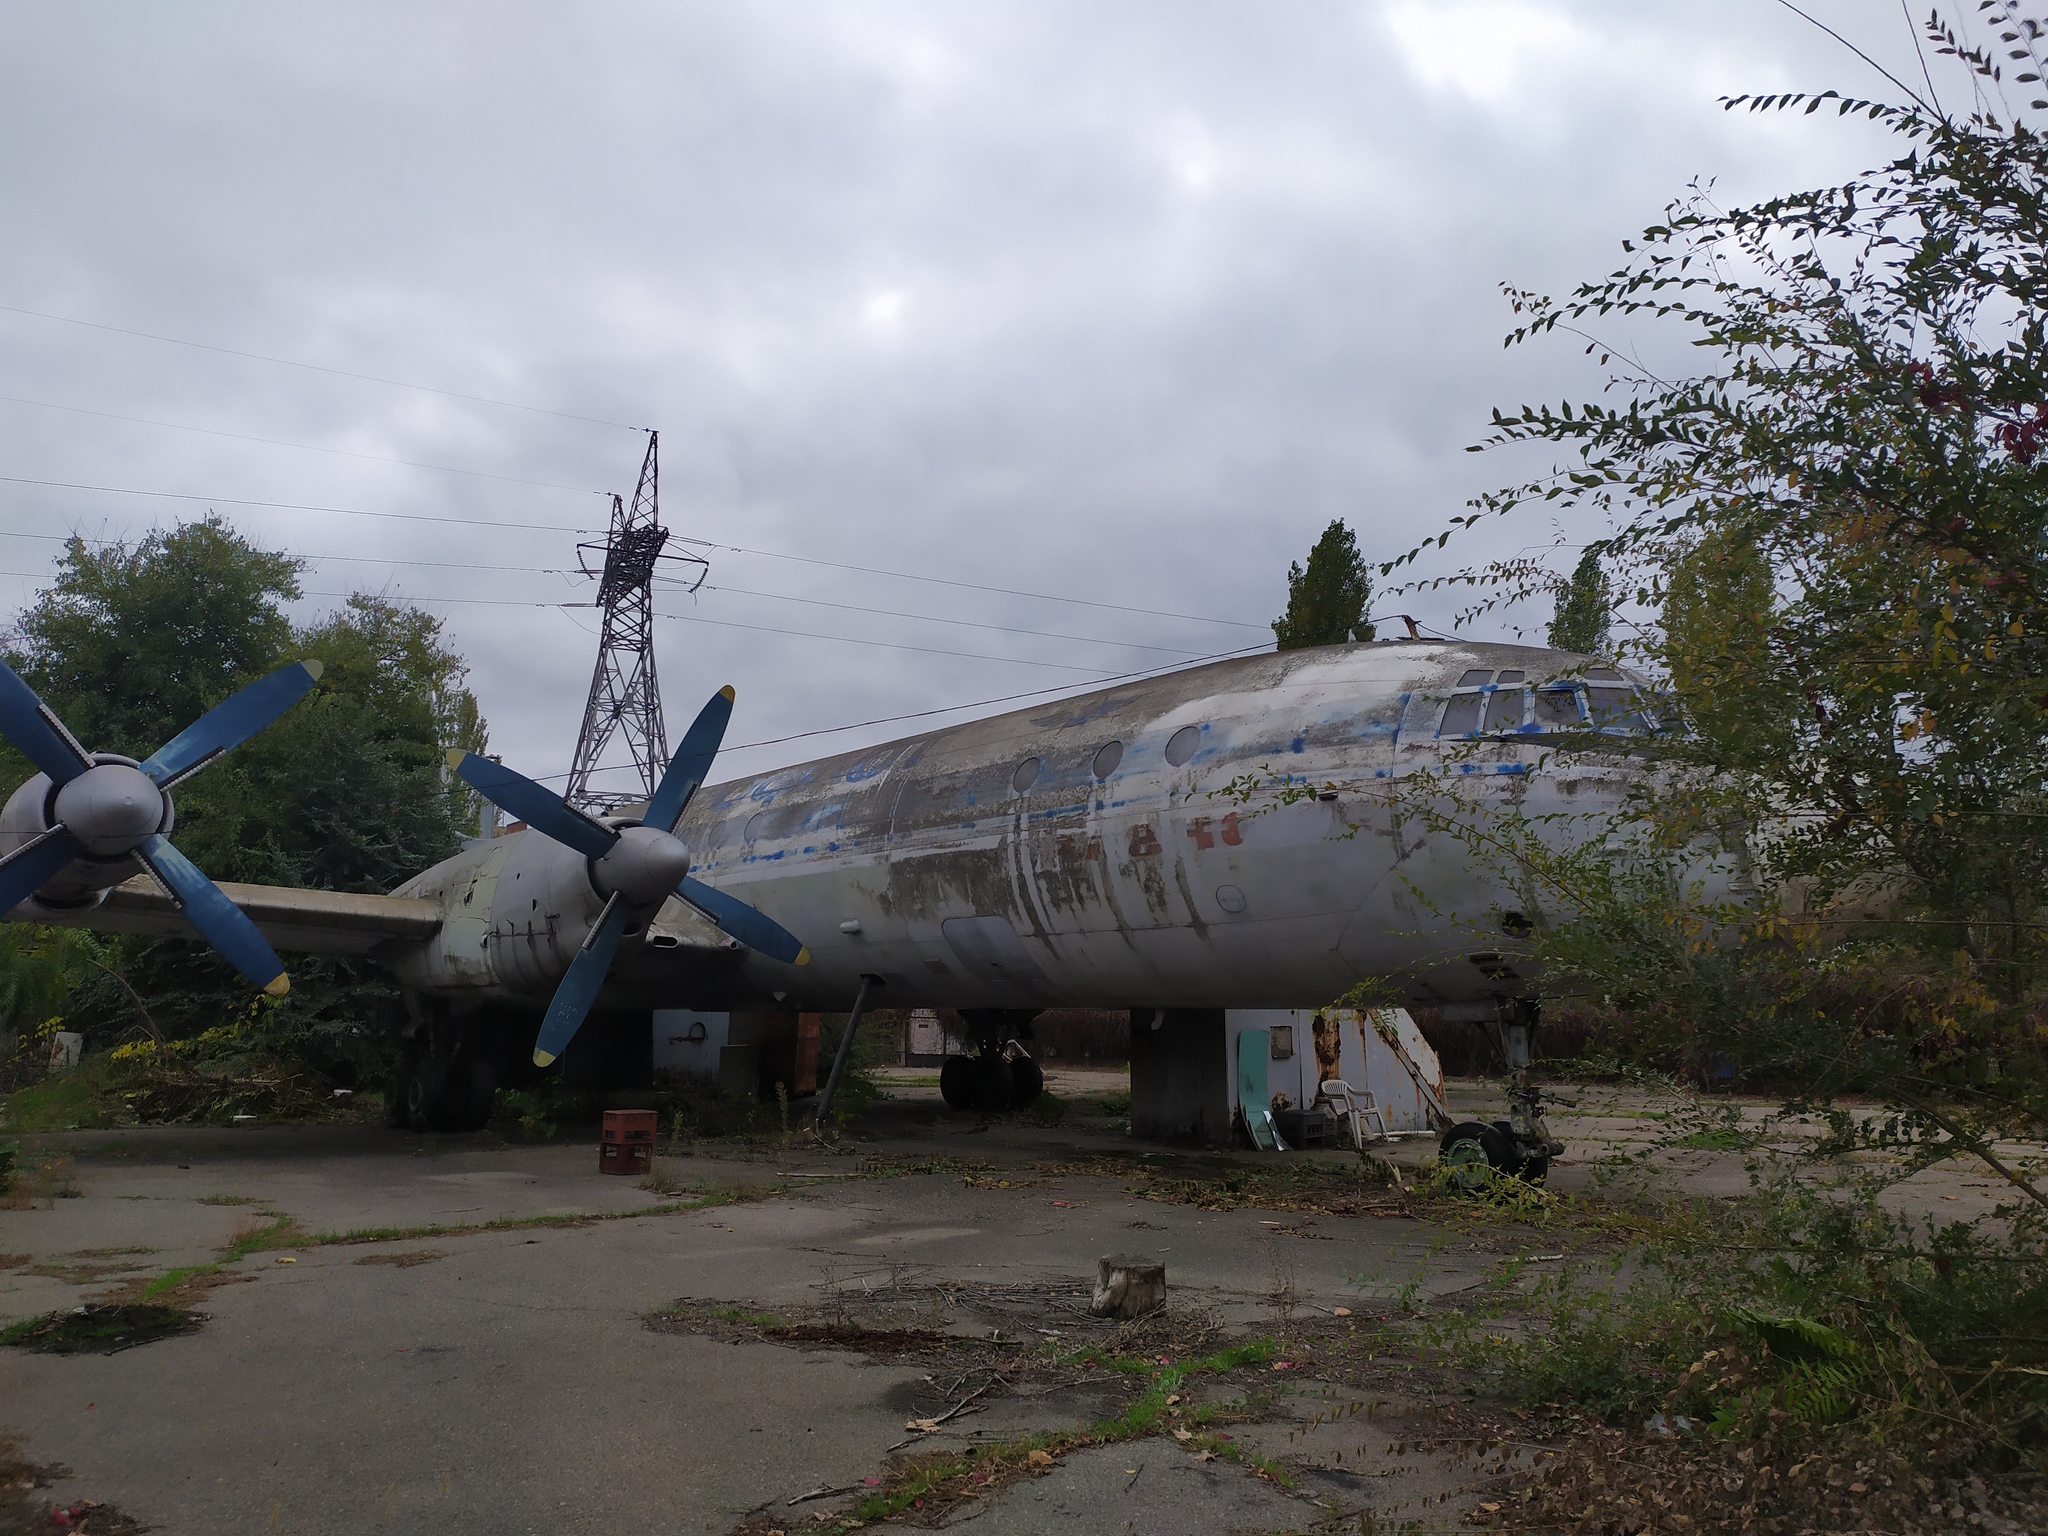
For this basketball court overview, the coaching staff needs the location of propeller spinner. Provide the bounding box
[0,657,326,995]
[449,685,810,1069]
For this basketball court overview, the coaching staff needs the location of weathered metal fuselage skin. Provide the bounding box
[386,638,1642,1020]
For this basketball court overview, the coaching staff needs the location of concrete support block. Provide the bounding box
[1128,1007,1228,1143]
[717,1043,760,1099]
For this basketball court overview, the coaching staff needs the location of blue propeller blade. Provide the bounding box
[644,686,734,834]
[678,876,811,966]
[0,658,92,786]
[448,751,618,861]
[0,827,84,913]
[531,893,633,1067]
[136,835,290,996]
[141,659,325,786]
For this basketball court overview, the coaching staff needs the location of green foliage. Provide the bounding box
[1273,520,1374,650]
[1381,9,2048,1212]
[6,522,488,1082]
[1546,546,1612,654]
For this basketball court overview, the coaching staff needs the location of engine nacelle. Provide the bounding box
[0,754,174,913]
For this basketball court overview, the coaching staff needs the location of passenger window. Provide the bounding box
[1481,687,1525,733]
[1533,687,1583,729]
[1455,669,1492,687]
[1439,695,1483,735]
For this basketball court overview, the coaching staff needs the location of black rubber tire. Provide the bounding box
[1439,1121,1495,1191]
[1479,1122,1525,1177]
[384,1063,415,1129]
[448,1055,496,1132]
[939,1055,976,1110]
[1009,1054,1044,1106]
[971,1053,1016,1113]
[1519,1155,1550,1186]
[408,1059,453,1132]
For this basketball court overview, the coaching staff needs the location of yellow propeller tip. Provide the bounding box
[300,658,325,682]
[445,748,467,769]
[263,974,291,998]
[795,947,811,967]
[718,684,736,702]
[532,1048,556,1068]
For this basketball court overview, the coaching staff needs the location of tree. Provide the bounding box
[1546,547,1611,654]
[1273,520,1374,649]
[1382,6,2048,1192]
[4,521,488,1078]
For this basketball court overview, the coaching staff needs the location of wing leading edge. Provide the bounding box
[4,876,442,958]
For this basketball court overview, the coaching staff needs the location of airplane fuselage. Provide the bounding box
[384,638,1645,1025]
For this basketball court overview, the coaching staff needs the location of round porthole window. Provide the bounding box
[743,810,769,842]
[1164,724,1203,767]
[1012,756,1041,794]
[1216,884,1248,914]
[1092,740,1124,779]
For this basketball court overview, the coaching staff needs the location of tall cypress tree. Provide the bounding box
[1547,547,1612,655]
[1273,520,1375,650]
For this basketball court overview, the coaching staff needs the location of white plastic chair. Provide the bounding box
[1317,1079,1388,1147]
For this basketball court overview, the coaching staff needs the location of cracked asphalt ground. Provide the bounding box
[0,1069,2013,1533]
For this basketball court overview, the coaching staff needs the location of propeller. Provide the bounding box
[0,657,325,995]
[449,685,811,1069]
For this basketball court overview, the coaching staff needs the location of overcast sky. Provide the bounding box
[0,2,1956,793]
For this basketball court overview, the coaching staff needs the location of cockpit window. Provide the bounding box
[1586,685,1652,733]
[1455,669,1492,687]
[1494,670,1526,684]
[1438,694,1484,734]
[1481,687,1525,732]
[1532,686,1584,729]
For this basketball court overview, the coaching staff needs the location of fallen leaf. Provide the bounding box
[1479,1502,1502,1513]
[274,1256,297,1264]
[1164,1393,1182,1405]
[1026,1450,1053,1470]
[861,1477,881,1486]
[1331,1307,1351,1317]
[906,1418,941,1432]
[1270,1361,1294,1371]
[1193,1450,1217,1463]
[1171,1428,1192,1442]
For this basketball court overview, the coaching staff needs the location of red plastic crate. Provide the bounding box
[599,1142,653,1176]
[601,1109,658,1145]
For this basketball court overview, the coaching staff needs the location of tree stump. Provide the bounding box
[1090,1254,1167,1319]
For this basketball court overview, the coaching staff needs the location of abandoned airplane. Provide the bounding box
[0,639,1658,1167]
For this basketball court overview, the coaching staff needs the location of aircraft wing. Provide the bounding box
[6,875,441,958]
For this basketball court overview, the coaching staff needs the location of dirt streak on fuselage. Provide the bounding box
[389,639,1643,1021]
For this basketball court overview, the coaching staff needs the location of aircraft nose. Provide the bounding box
[52,763,166,856]
[594,824,693,906]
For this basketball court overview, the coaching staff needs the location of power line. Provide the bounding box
[0,475,595,534]
[3,474,1269,628]
[0,396,609,495]
[0,530,1208,655]
[686,538,1267,630]
[0,302,649,432]
[262,586,1121,673]
[686,581,1198,655]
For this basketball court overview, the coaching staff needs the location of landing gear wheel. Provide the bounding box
[1439,1121,1495,1192]
[1480,1123,1525,1179]
[448,1056,497,1132]
[939,1055,975,1109]
[407,1059,453,1132]
[384,1062,416,1129]
[1008,1054,1044,1107]
[971,1052,1015,1113]
[1518,1156,1550,1186]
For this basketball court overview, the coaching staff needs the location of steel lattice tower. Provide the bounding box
[565,432,672,811]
